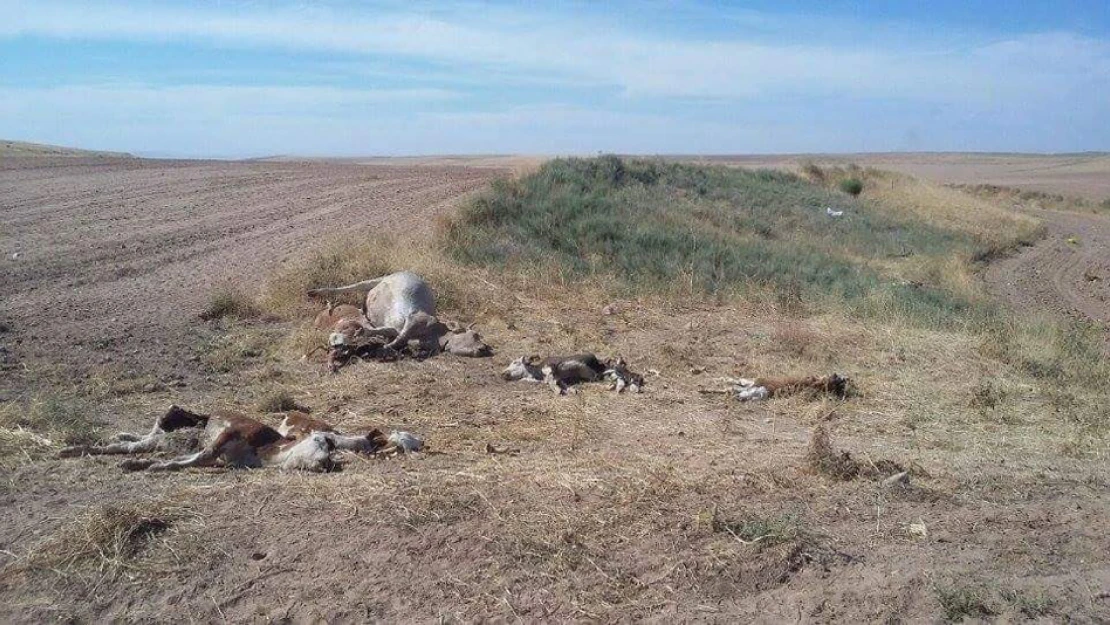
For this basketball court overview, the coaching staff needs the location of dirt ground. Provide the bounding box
[0,157,502,398]
[984,208,1110,327]
[2,154,1109,623]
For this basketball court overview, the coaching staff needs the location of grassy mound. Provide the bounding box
[443,156,999,324]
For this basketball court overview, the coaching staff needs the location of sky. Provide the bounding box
[1,1,1108,157]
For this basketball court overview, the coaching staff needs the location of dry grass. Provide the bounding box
[2,500,199,586]
[255,388,307,413]
[199,287,261,321]
[0,395,102,455]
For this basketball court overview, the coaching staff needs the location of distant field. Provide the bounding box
[690,153,1110,201]
[327,152,1110,201]
[0,139,133,158]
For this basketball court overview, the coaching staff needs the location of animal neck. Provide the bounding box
[523,363,545,381]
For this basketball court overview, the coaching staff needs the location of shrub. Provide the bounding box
[838,177,864,196]
[200,289,259,321]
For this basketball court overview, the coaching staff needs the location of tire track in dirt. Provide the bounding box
[984,209,1110,327]
[0,157,505,395]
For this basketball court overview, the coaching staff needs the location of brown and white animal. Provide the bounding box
[313,302,363,331]
[502,354,644,395]
[307,271,492,357]
[60,405,388,472]
[733,374,849,401]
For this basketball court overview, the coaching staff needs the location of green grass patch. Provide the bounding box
[935,582,997,622]
[443,156,990,326]
[838,177,863,196]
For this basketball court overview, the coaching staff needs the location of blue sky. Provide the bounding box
[1,1,1108,157]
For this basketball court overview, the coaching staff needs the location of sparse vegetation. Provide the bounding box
[935,582,997,622]
[0,395,102,447]
[1001,588,1055,618]
[953,183,1110,214]
[200,288,260,321]
[711,511,807,549]
[5,501,190,584]
[256,388,305,413]
[198,329,273,373]
[799,160,825,182]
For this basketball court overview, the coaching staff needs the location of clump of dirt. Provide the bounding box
[805,424,902,480]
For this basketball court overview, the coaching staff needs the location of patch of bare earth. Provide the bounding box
[985,208,1110,328]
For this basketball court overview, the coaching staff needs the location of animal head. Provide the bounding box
[603,356,644,393]
[280,432,337,472]
[441,321,492,357]
[823,373,850,397]
[502,355,542,381]
[364,428,389,452]
[387,430,424,453]
[328,318,364,347]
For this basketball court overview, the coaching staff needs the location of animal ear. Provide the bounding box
[527,355,541,366]
[466,321,477,331]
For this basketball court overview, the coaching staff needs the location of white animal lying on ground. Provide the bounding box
[732,373,849,401]
[60,405,416,472]
[826,207,845,218]
[502,354,644,395]
[307,271,492,357]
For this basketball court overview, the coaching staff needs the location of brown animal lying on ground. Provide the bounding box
[733,373,849,401]
[59,405,400,472]
[313,302,363,331]
[502,354,644,395]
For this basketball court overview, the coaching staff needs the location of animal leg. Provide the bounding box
[736,386,771,401]
[306,277,384,298]
[59,434,165,458]
[126,446,219,472]
[386,312,426,350]
[60,411,173,457]
[543,366,572,395]
[125,429,236,472]
[327,433,382,454]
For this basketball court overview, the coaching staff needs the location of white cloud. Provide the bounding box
[3,1,1108,107]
